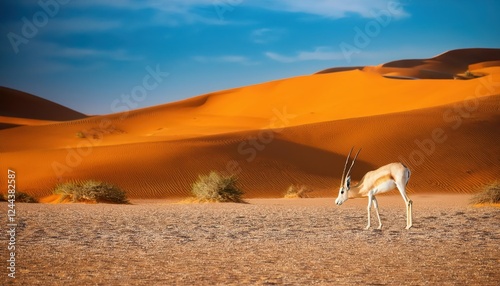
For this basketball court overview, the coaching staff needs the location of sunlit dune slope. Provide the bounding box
[0,86,87,129]
[0,48,499,199]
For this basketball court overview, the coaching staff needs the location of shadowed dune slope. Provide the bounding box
[366,48,500,79]
[0,86,87,129]
[0,48,499,199]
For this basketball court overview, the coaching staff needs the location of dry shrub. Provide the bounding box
[191,171,244,203]
[1,192,38,203]
[53,180,129,204]
[285,184,313,198]
[470,181,500,205]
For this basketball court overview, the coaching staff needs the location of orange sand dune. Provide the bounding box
[469,60,500,71]
[0,48,499,200]
[2,95,498,199]
[2,64,499,152]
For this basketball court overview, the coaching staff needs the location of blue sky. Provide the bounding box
[1,0,499,115]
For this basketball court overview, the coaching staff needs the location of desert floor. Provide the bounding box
[2,194,499,285]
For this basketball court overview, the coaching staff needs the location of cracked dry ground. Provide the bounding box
[2,195,499,285]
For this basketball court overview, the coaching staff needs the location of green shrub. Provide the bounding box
[53,180,129,204]
[284,184,313,198]
[470,181,500,205]
[191,171,244,203]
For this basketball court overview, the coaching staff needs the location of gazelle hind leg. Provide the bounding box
[407,199,413,229]
[372,196,382,229]
[396,182,412,229]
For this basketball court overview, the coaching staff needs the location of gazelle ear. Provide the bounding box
[345,176,351,188]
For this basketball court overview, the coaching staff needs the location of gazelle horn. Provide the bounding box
[340,147,354,187]
[346,148,362,178]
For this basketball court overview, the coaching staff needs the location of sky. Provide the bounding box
[0,0,499,115]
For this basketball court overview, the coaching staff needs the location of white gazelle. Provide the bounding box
[335,147,413,229]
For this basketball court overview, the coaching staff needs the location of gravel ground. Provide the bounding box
[1,196,499,285]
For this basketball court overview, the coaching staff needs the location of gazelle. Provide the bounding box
[335,147,413,229]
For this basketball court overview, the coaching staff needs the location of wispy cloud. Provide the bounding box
[193,55,258,65]
[249,0,410,19]
[65,0,409,28]
[251,28,286,44]
[56,47,143,62]
[46,17,123,33]
[16,41,144,74]
[68,0,231,26]
[265,47,344,63]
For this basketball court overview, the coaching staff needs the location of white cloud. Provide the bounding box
[265,47,345,63]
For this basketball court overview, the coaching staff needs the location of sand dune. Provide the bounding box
[368,48,500,79]
[0,48,499,200]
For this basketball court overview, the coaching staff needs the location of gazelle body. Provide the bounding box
[335,148,413,229]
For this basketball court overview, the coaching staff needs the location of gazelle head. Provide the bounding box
[335,147,361,206]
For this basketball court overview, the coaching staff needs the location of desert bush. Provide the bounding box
[75,131,86,138]
[1,192,38,203]
[464,70,481,79]
[14,192,38,203]
[284,184,313,198]
[53,180,129,204]
[470,181,500,205]
[191,171,244,203]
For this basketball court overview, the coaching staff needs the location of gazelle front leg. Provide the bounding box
[372,196,382,229]
[366,194,373,229]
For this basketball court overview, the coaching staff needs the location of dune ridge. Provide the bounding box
[0,48,499,200]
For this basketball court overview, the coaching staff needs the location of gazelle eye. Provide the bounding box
[341,191,344,194]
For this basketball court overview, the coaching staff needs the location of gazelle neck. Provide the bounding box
[348,182,364,199]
